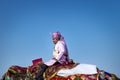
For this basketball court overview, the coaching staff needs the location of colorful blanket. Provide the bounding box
[51,71,119,80]
[43,62,79,80]
[2,58,43,80]
[2,58,119,80]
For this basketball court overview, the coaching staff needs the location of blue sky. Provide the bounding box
[0,0,120,78]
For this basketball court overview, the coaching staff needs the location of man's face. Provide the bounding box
[52,38,58,44]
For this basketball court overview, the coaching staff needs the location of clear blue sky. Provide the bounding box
[0,0,120,78]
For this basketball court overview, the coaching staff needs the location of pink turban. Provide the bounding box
[52,32,65,41]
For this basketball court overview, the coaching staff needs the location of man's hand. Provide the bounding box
[52,57,57,61]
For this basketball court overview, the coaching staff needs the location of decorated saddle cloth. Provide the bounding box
[2,58,119,80]
[2,58,78,80]
[43,62,79,79]
[43,63,118,80]
[43,63,100,80]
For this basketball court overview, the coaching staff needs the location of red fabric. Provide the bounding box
[32,58,42,65]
